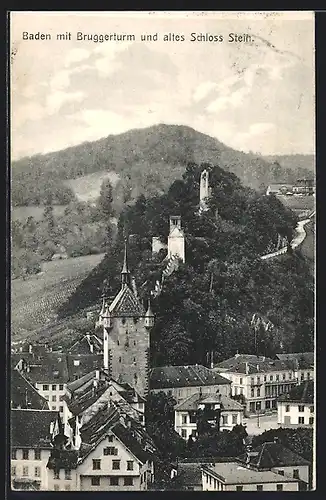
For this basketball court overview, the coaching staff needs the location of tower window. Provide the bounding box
[122,318,126,325]
[119,357,122,363]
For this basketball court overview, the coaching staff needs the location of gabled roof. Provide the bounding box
[150,365,231,390]
[237,441,310,469]
[68,334,103,355]
[109,284,146,317]
[278,380,314,404]
[47,449,79,471]
[11,409,59,449]
[17,352,69,384]
[11,369,49,410]
[66,354,103,382]
[169,226,185,238]
[175,392,243,412]
[174,463,202,488]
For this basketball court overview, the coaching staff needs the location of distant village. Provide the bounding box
[10,170,315,492]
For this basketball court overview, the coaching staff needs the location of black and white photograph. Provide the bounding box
[9,11,315,492]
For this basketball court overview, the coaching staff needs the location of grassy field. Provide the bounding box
[11,253,105,339]
[64,171,120,203]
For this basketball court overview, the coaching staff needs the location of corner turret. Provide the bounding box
[144,298,155,329]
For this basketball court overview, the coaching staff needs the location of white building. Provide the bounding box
[277,380,314,428]
[167,216,185,263]
[174,393,244,440]
[213,354,310,414]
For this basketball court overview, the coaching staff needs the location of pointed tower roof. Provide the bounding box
[121,238,130,278]
[145,298,154,318]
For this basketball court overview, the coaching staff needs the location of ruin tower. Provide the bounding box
[199,169,210,212]
[102,239,154,398]
[167,215,185,263]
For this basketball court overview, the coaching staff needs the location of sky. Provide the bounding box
[10,11,315,160]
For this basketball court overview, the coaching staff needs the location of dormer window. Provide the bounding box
[73,360,80,367]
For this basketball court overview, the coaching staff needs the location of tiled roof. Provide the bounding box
[18,352,69,384]
[11,409,58,449]
[109,284,146,317]
[237,441,310,468]
[11,369,49,410]
[214,355,294,374]
[66,354,103,381]
[276,352,314,369]
[206,461,298,484]
[278,380,314,404]
[175,393,243,412]
[150,365,231,389]
[47,449,79,470]
[112,420,156,464]
[175,463,202,488]
[68,334,103,355]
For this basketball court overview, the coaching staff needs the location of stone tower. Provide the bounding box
[199,169,210,212]
[167,215,185,263]
[102,240,154,398]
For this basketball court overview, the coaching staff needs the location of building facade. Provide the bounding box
[277,380,314,428]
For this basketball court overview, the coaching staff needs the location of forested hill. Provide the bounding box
[58,162,314,365]
[12,124,312,208]
[264,154,315,176]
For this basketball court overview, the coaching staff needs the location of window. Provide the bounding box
[65,485,71,491]
[282,373,286,380]
[310,406,314,413]
[289,372,292,379]
[91,477,100,486]
[65,469,71,480]
[266,400,271,409]
[240,378,243,384]
[222,415,228,425]
[257,376,260,384]
[22,449,29,460]
[35,467,41,477]
[11,449,17,460]
[104,447,118,456]
[256,485,263,491]
[264,375,267,382]
[54,485,60,491]
[251,377,255,385]
[59,384,64,390]
[286,405,290,412]
[232,415,237,425]
[52,395,57,402]
[52,384,56,390]
[189,413,196,424]
[182,415,187,424]
[301,373,304,381]
[278,470,284,476]
[257,388,261,397]
[276,484,283,491]
[124,477,133,486]
[43,384,49,391]
[307,372,310,380]
[52,406,56,410]
[112,460,120,470]
[270,375,273,381]
[127,461,134,471]
[309,417,314,425]
[181,429,187,438]
[54,470,60,479]
[298,417,305,425]
[11,466,16,476]
[276,374,279,381]
[108,435,114,442]
[119,357,122,363]
[251,389,254,397]
[59,406,64,413]
[23,466,29,476]
[236,486,243,491]
[293,469,299,479]
[110,477,119,486]
[34,449,41,460]
[298,405,305,412]
[92,459,101,470]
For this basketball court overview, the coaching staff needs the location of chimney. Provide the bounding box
[262,356,265,361]
[90,343,94,354]
[256,365,259,372]
[29,344,33,354]
[95,370,100,380]
[245,362,249,375]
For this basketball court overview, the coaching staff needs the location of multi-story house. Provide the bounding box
[213,354,300,414]
[277,380,314,428]
[11,368,49,410]
[174,393,244,440]
[150,365,231,404]
[11,408,61,491]
[46,405,156,491]
[276,352,314,384]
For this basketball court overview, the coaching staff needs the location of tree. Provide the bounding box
[97,178,114,218]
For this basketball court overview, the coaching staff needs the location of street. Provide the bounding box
[243,412,279,435]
